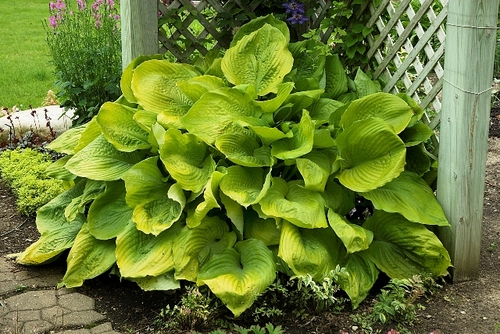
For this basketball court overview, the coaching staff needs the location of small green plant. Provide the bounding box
[495,322,500,333]
[15,284,27,292]
[0,148,64,215]
[352,274,442,333]
[488,241,498,253]
[252,268,347,322]
[154,285,227,333]
[45,0,122,125]
[233,323,284,334]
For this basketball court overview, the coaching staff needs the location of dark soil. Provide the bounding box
[1,111,500,334]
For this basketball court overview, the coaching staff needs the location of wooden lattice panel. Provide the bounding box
[158,0,268,62]
[157,0,338,62]
[363,0,448,134]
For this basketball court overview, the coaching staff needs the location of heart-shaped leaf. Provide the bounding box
[336,118,406,192]
[260,178,328,229]
[197,239,276,317]
[361,171,450,226]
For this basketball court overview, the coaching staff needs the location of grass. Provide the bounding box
[0,0,57,110]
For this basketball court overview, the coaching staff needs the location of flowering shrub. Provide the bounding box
[45,0,122,125]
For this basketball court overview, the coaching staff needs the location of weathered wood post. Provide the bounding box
[120,0,158,69]
[437,0,499,281]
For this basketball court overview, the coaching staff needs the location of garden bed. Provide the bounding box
[0,112,499,333]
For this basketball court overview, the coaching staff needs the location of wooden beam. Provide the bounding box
[437,0,499,281]
[120,0,158,69]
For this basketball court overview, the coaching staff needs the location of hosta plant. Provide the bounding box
[13,15,451,316]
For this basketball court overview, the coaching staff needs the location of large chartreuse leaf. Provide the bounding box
[244,209,281,246]
[353,69,381,98]
[398,93,425,127]
[74,116,102,153]
[360,171,449,226]
[219,166,272,208]
[131,59,200,127]
[231,14,290,47]
[97,102,150,152]
[122,156,168,208]
[45,155,76,181]
[16,215,84,265]
[340,92,413,134]
[336,118,406,192]
[120,54,164,104]
[186,170,225,228]
[177,75,226,102]
[296,150,331,192]
[399,122,435,147]
[197,239,276,317]
[46,125,86,155]
[249,125,292,146]
[128,271,180,291]
[280,90,324,120]
[254,82,294,113]
[220,192,245,239]
[16,177,85,264]
[323,54,349,99]
[363,211,451,278]
[337,253,379,309]
[181,87,267,145]
[87,181,133,240]
[116,222,182,278]
[215,125,273,167]
[260,178,328,229]
[309,98,345,124]
[65,134,145,181]
[59,223,116,288]
[328,209,373,254]
[159,129,216,193]
[271,110,314,160]
[64,180,106,222]
[173,216,237,282]
[222,24,293,96]
[278,220,343,280]
[133,183,186,235]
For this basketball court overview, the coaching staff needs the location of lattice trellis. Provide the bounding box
[157,0,335,62]
[363,0,447,138]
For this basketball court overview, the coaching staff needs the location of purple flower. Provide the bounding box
[106,0,114,7]
[287,12,307,25]
[48,16,58,28]
[76,0,86,10]
[283,0,304,14]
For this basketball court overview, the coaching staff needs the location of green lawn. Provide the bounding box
[0,1,57,109]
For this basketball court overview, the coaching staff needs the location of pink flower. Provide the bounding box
[48,16,58,28]
[106,0,114,7]
[113,14,120,20]
[95,19,102,28]
[76,0,86,10]
[55,0,66,10]
[49,2,57,10]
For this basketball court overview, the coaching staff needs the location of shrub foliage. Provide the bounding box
[16,15,451,316]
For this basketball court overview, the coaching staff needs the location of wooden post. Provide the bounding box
[120,0,158,70]
[437,0,499,282]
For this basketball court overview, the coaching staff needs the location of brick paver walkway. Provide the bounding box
[0,257,120,334]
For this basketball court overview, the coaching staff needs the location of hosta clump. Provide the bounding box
[14,15,451,316]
